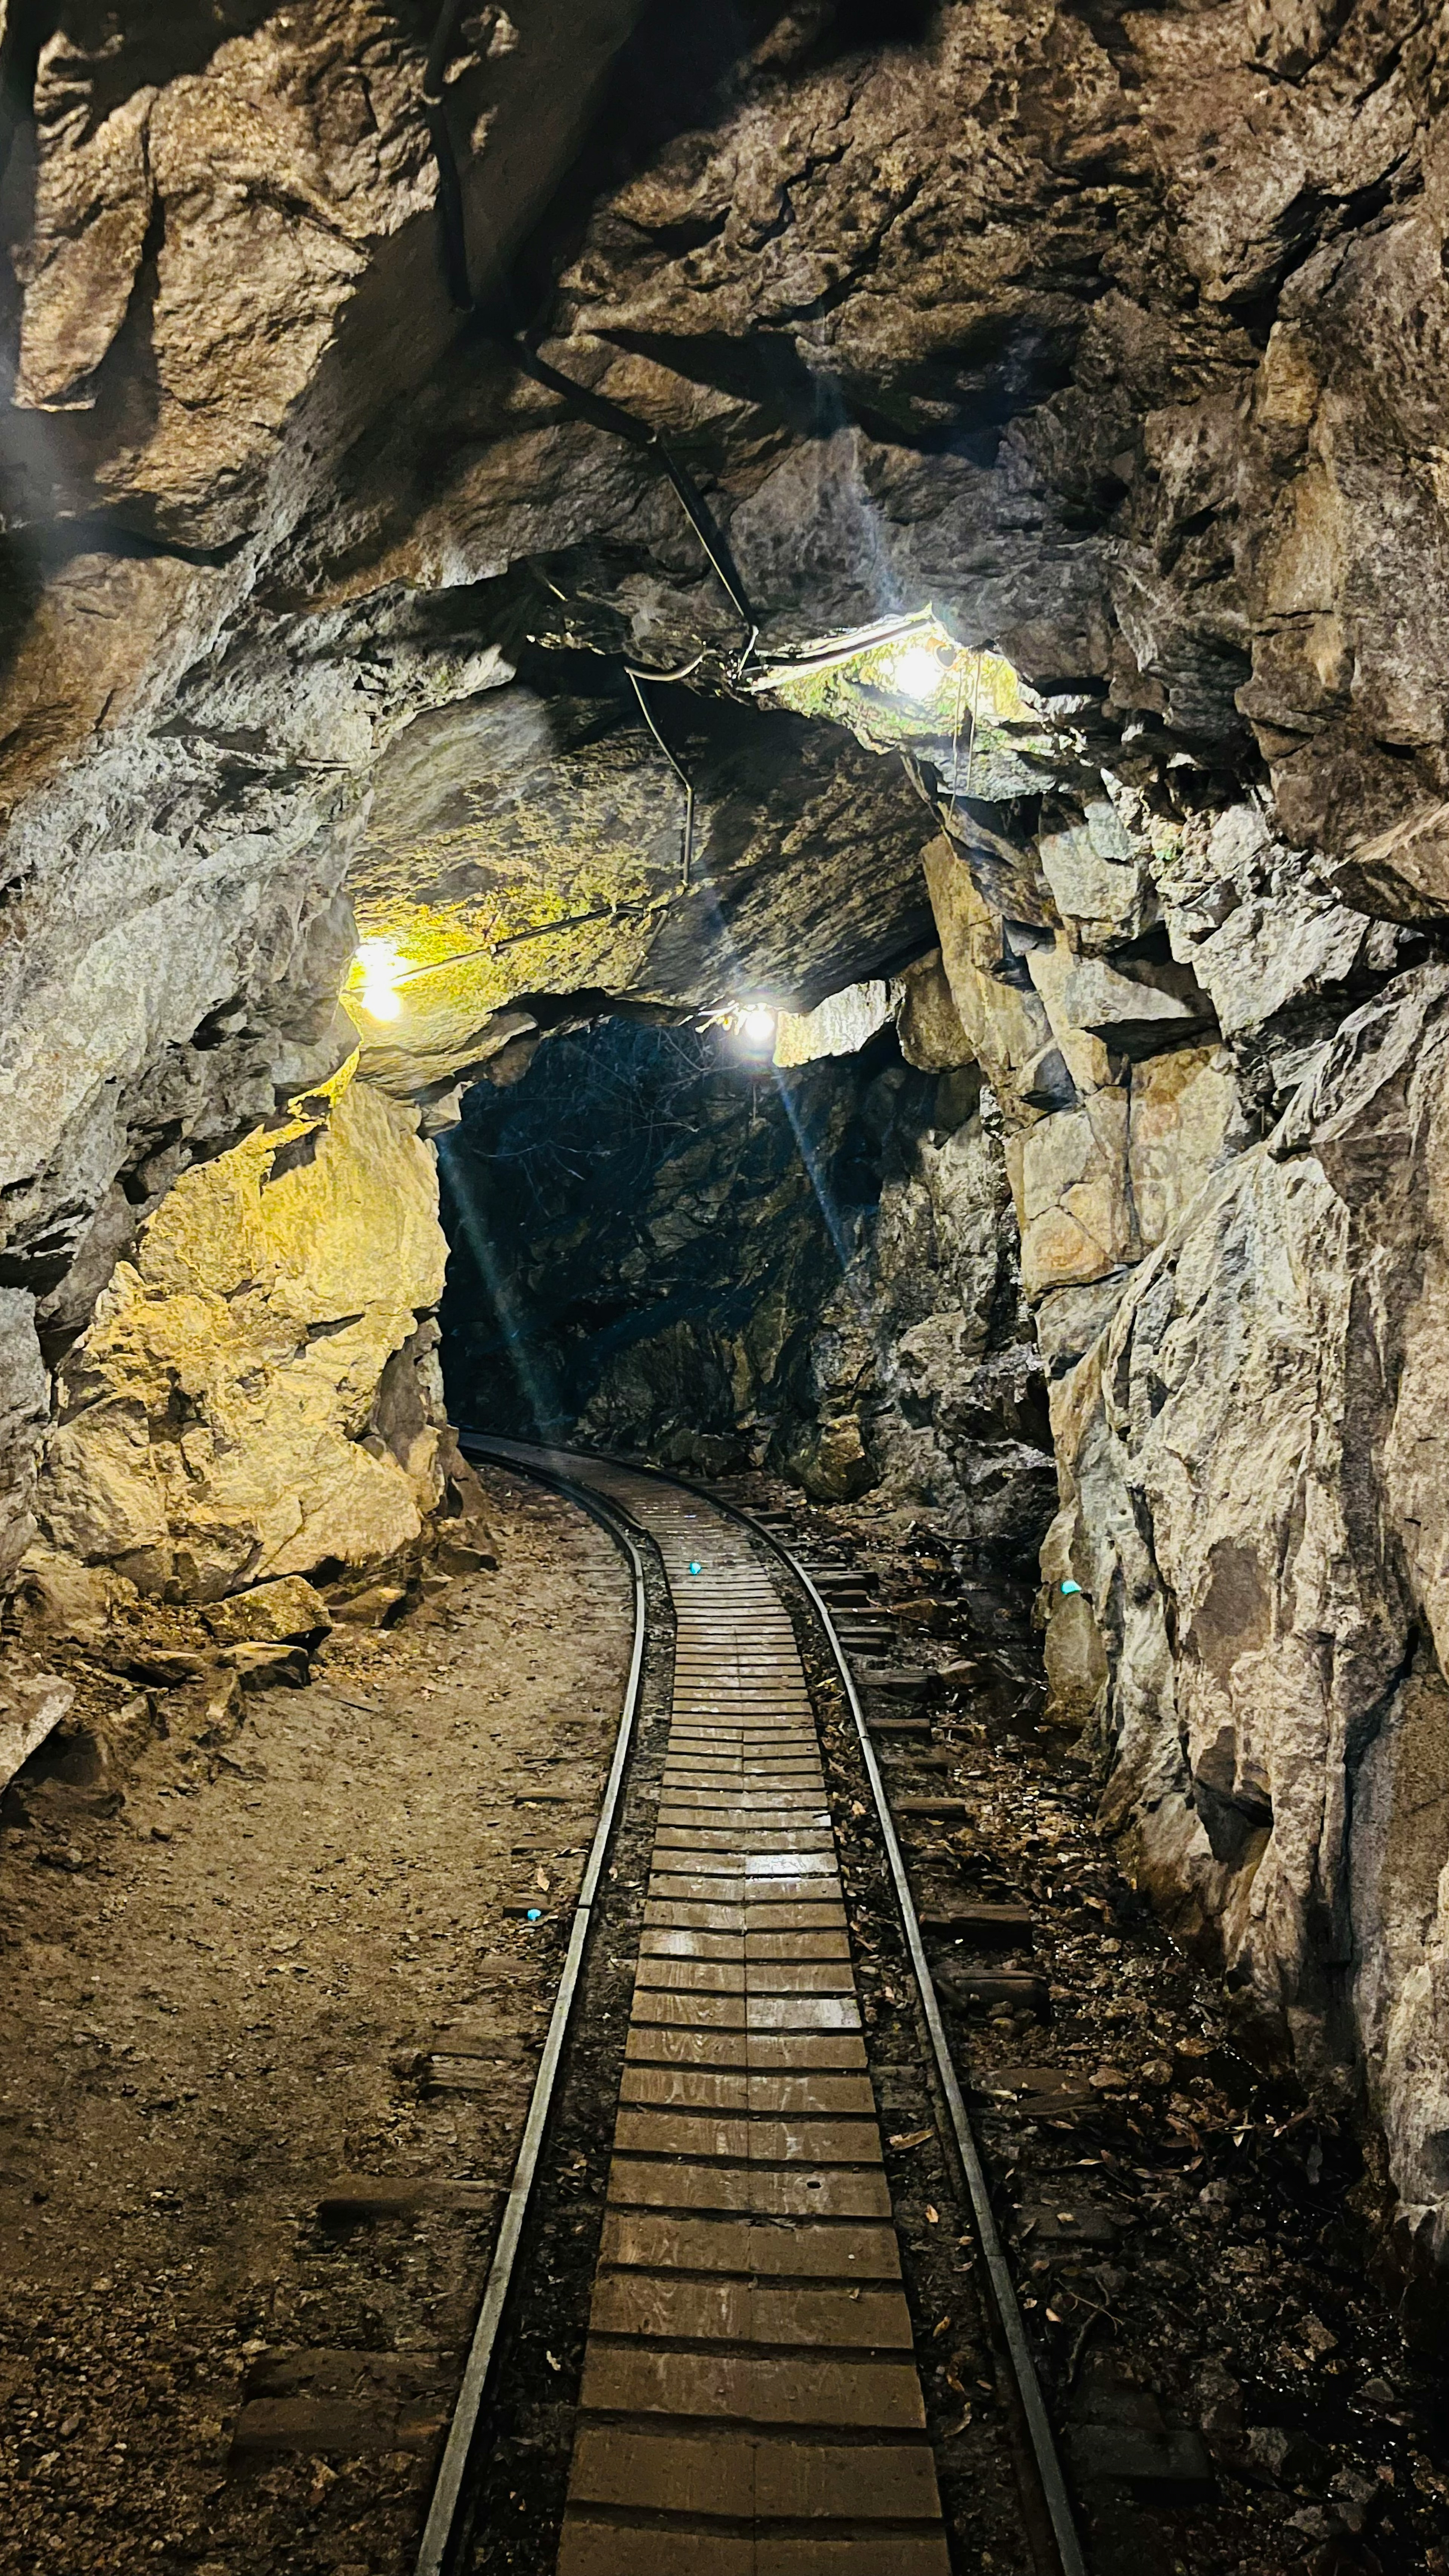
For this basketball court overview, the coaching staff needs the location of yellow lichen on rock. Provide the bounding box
[35,1081,449,1599]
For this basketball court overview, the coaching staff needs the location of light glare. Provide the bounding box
[739,1007,777,1049]
[893,643,945,701]
[355,937,404,1022]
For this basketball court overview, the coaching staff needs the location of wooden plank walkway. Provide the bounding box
[557,1479,949,2575]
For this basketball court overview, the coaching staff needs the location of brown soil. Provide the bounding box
[0,1469,631,2576]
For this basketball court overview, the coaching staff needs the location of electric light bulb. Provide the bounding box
[739,1007,777,1048]
[894,643,944,701]
[355,937,404,1021]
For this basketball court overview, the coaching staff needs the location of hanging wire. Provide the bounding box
[421,2,758,655]
[626,671,696,890]
[503,343,759,661]
[421,0,473,310]
[948,651,969,820]
[963,647,986,806]
[368,901,655,994]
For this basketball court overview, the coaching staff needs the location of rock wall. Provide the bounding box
[1041,969,1449,2290]
[912,761,1449,2287]
[29,1072,461,1599]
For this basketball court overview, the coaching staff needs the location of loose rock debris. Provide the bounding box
[0,1469,629,2576]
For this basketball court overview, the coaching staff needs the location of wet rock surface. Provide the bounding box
[0,1469,629,2575]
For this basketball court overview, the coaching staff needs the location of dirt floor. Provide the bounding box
[0,1469,631,2576]
[9,1449,1449,2576]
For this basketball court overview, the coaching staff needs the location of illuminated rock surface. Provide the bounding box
[35,1078,450,1597]
[3,0,1449,2280]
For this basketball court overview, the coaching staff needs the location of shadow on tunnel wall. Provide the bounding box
[438,1017,1057,1573]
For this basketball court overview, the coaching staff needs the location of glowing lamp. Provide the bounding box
[738,1007,777,1050]
[893,643,946,701]
[355,938,403,1021]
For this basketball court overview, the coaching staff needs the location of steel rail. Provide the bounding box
[414,1444,650,2576]
[695,1484,1090,2576]
[480,1438,1088,2576]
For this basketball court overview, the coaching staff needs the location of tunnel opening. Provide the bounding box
[435,1004,1056,1583]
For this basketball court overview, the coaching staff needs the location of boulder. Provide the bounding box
[922,840,1053,1092]
[34,1079,448,1599]
[0,1293,51,1590]
[1128,1047,1242,1250]
[892,953,975,1073]
[11,1546,129,1644]
[1010,1090,1140,1300]
[774,981,892,1066]
[0,1670,75,1796]
[1027,935,1219,1063]
[328,1583,408,1628]
[1037,800,1157,950]
[205,1578,332,1649]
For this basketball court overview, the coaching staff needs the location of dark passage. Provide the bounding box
[437,1014,1055,1571]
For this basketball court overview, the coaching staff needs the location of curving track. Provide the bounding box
[419,1442,1086,2576]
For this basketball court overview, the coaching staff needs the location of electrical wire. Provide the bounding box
[948,650,969,818]
[420,2,758,654]
[363,903,654,998]
[503,342,758,657]
[964,647,986,804]
[421,0,472,309]
[626,671,696,890]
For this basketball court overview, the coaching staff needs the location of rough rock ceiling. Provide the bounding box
[2,0,1441,1589]
[5,0,1443,1269]
[344,661,939,1092]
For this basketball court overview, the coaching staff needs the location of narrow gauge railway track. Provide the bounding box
[417,1440,1086,2576]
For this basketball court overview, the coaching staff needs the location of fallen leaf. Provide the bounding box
[889,2126,934,2152]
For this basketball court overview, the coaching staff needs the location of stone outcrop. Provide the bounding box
[1042,968,1449,2287]
[32,1074,456,1598]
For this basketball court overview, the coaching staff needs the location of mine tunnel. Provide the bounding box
[4,3,1449,2573]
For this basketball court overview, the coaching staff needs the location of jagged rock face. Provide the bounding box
[31,1075,452,1596]
[1043,967,1449,2281]
[346,663,938,1095]
[440,1016,1052,1563]
[5,0,1449,2277]
[0,0,644,1569]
